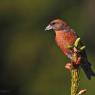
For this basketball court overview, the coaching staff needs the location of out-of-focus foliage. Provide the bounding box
[0,0,95,95]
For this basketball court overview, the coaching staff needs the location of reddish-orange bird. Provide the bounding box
[45,19,95,79]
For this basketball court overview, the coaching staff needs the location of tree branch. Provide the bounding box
[71,66,80,95]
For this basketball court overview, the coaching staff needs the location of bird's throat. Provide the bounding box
[55,30,64,37]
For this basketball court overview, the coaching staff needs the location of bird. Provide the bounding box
[45,19,95,79]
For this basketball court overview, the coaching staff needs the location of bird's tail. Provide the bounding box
[80,58,95,80]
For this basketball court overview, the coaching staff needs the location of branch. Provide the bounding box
[71,65,80,95]
[66,38,87,95]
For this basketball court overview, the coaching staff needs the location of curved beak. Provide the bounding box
[45,24,53,31]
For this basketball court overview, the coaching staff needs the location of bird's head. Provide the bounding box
[45,19,68,31]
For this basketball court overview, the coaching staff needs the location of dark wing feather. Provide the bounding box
[80,50,95,79]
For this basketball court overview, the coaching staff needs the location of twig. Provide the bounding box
[71,65,80,95]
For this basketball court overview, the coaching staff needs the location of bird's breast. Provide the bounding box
[55,31,77,55]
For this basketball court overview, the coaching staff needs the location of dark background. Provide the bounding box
[0,0,95,95]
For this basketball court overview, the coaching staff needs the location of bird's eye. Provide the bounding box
[51,22,55,25]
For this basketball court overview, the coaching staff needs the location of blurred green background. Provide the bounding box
[0,0,95,95]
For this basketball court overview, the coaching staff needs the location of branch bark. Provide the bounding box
[71,66,80,95]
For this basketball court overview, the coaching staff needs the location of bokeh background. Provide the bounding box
[0,0,95,95]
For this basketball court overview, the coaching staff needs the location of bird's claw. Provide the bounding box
[74,56,81,65]
[72,52,81,65]
[65,62,72,70]
[65,59,81,71]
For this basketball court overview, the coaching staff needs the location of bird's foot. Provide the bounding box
[72,52,81,65]
[76,56,81,65]
[73,47,78,53]
[65,59,81,71]
[65,62,72,70]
